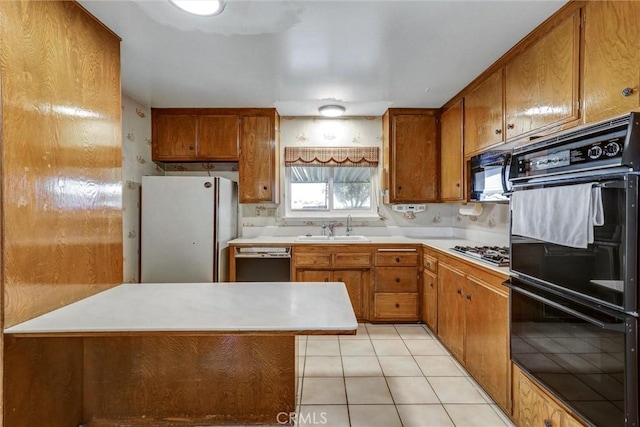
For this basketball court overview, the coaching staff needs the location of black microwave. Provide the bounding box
[469,151,512,203]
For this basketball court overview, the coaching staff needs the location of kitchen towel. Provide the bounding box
[511,182,604,249]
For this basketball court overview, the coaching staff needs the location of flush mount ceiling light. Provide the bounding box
[318,105,346,118]
[169,0,226,16]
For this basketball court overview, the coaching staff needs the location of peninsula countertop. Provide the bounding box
[4,282,358,336]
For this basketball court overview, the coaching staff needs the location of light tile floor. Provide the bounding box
[295,323,515,427]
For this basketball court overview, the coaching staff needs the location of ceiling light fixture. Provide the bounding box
[169,0,226,16]
[318,105,346,118]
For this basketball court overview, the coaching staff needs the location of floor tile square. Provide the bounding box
[397,404,455,427]
[341,356,384,377]
[404,339,448,356]
[444,404,508,426]
[366,324,401,339]
[414,356,465,376]
[340,340,376,356]
[372,339,411,356]
[349,404,402,427]
[304,356,343,377]
[345,377,394,404]
[491,404,516,427]
[298,405,350,427]
[395,325,434,340]
[306,339,341,356]
[301,377,346,405]
[387,376,440,404]
[428,377,486,404]
[378,356,423,376]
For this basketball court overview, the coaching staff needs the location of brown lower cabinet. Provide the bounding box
[514,364,586,427]
[296,268,367,320]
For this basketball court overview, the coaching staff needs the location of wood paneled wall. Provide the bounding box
[0,0,122,328]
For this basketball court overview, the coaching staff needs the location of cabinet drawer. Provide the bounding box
[375,268,419,292]
[424,254,438,273]
[375,251,419,266]
[374,293,419,320]
[334,253,372,268]
[294,253,332,267]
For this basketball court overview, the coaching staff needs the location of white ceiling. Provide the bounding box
[79,0,567,116]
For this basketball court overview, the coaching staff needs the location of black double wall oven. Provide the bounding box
[506,113,640,427]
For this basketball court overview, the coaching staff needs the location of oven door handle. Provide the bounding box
[506,281,626,332]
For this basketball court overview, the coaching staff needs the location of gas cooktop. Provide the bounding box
[450,246,510,267]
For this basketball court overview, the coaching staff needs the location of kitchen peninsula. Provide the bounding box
[4,282,357,426]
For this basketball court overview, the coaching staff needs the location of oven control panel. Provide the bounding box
[515,135,625,176]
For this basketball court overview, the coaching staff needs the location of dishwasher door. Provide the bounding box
[234,247,292,282]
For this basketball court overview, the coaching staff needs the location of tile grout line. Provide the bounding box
[337,332,352,427]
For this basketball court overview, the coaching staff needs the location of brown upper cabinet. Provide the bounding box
[583,1,640,124]
[382,109,439,203]
[152,109,240,161]
[504,8,581,140]
[440,100,465,201]
[463,69,504,157]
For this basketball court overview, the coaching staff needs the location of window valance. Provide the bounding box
[284,147,379,167]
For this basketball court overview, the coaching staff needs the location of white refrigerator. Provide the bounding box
[140,176,238,283]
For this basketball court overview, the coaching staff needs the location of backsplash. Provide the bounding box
[122,95,163,283]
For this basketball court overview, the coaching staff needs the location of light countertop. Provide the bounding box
[4,282,358,336]
[230,236,510,276]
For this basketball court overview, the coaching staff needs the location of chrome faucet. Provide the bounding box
[346,215,353,236]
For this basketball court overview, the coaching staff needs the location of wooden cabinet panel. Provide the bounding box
[374,293,419,320]
[440,99,464,201]
[334,270,365,319]
[583,1,640,123]
[153,114,198,161]
[382,109,439,203]
[422,270,437,332]
[198,115,239,160]
[423,254,438,274]
[505,10,580,140]
[375,268,419,292]
[464,69,504,157]
[239,115,277,203]
[296,269,332,283]
[518,371,564,427]
[294,253,332,267]
[437,262,466,361]
[375,251,419,267]
[334,253,372,268]
[464,276,509,411]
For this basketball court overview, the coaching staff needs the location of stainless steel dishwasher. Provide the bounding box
[233,246,292,282]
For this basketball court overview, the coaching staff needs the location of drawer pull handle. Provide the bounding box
[456,288,462,295]
[622,87,634,97]
[430,283,434,288]
[395,278,400,283]
[426,262,431,268]
[395,257,400,262]
[466,294,472,300]
[395,303,400,308]
[507,123,515,130]
[543,420,552,427]
[495,129,502,135]
[263,186,268,190]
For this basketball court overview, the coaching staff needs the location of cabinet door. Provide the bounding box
[436,263,465,360]
[152,114,197,161]
[518,372,564,427]
[583,1,640,123]
[334,270,365,320]
[440,100,464,201]
[239,115,277,203]
[422,270,437,332]
[390,113,438,202]
[374,293,419,321]
[297,269,332,283]
[198,115,239,160]
[464,276,509,412]
[375,267,419,292]
[505,10,580,139]
[463,69,504,157]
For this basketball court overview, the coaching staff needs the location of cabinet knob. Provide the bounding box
[456,288,462,295]
[395,303,400,308]
[395,278,400,283]
[263,186,268,190]
[466,294,472,300]
[543,420,552,427]
[622,87,634,97]
[430,283,434,288]
[507,123,515,130]
[495,129,502,135]
[398,186,402,190]
[189,145,194,150]
[455,183,460,187]
[395,257,400,262]
[426,262,431,268]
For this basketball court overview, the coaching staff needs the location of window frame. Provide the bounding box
[285,165,378,218]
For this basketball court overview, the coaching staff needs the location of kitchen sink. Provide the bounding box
[294,235,370,242]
